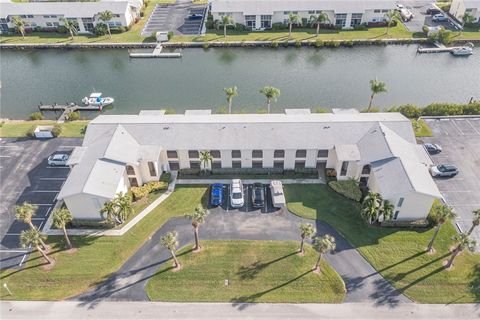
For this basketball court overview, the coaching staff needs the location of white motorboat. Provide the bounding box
[451,47,473,56]
[81,92,114,108]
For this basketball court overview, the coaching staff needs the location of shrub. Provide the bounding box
[205,20,214,29]
[110,26,127,34]
[51,124,62,137]
[463,102,480,115]
[131,186,149,201]
[202,42,209,50]
[56,26,67,34]
[360,107,380,113]
[354,24,368,31]
[167,31,173,40]
[26,126,36,138]
[295,40,302,48]
[282,40,290,47]
[325,168,337,177]
[294,168,317,174]
[160,172,171,183]
[145,181,167,192]
[272,22,287,30]
[422,103,464,116]
[328,179,362,202]
[313,107,330,113]
[67,111,80,121]
[234,23,246,31]
[30,112,44,120]
[179,168,201,175]
[343,40,354,47]
[93,23,108,36]
[270,41,279,48]
[326,40,340,47]
[388,104,422,118]
[314,39,324,48]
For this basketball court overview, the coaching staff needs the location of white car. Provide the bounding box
[432,14,448,22]
[47,154,69,166]
[396,3,404,9]
[230,179,244,208]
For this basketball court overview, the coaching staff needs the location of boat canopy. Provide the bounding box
[90,92,103,98]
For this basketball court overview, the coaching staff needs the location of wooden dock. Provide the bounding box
[129,44,182,58]
[37,103,102,123]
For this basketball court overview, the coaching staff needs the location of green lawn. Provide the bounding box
[284,184,480,303]
[146,240,345,303]
[411,119,433,137]
[0,185,207,300]
[0,120,89,138]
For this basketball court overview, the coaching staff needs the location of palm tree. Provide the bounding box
[100,198,117,223]
[384,10,399,36]
[224,86,238,114]
[380,200,395,222]
[52,207,73,249]
[467,209,480,235]
[217,15,234,37]
[427,204,457,252]
[99,10,114,39]
[287,13,300,38]
[309,12,330,37]
[259,86,280,114]
[367,78,387,112]
[185,205,209,251]
[14,202,48,249]
[299,223,316,254]
[199,150,213,173]
[160,231,180,269]
[361,192,382,224]
[11,16,26,39]
[461,12,476,31]
[445,233,476,269]
[20,229,53,265]
[312,234,336,272]
[115,192,133,224]
[61,18,77,40]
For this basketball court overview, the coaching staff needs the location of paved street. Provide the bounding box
[0,137,82,269]
[422,117,480,248]
[400,1,459,32]
[2,301,479,320]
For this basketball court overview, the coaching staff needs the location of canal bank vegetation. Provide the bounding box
[0,120,88,138]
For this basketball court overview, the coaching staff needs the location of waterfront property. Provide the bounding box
[0,0,143,34]
[210,0,396,30]
[57,109,440,221]
[450,0,480,23]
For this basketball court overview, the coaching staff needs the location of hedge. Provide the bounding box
[131,181,168,201]
[328,179,362,202]
[387,102,480,118]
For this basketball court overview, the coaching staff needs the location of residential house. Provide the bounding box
[449,0,480,23]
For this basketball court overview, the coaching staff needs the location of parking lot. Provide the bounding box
[0,137,82,269]
[421,117,480,249]
[207,183,281,214]
[400,0,460,32]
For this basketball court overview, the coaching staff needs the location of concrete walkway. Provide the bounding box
[176,178,325,185]
[2,301,479,319]
[75,209,409,306]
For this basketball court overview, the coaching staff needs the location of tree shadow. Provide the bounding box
[469,263,480,302]
[236,251,297,280]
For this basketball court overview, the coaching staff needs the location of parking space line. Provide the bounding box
[39,177,66,181]
[451,120,465,135]
[32,190,60,193]
[46,166,69,169]
[31,217,46,221]
[439,190,472,193]
[58,145,78,148]
[466,119,480,135]
[6,233,21,236]
[0,155,11,158]
[31,203,54,206]
[0,250,28,253]
[45,206,52,217]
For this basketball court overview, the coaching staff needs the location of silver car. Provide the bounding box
[429,164,458,178]
[47,154,69,166]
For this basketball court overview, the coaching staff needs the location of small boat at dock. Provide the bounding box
[450,47,473,56]
[82,92,114,108]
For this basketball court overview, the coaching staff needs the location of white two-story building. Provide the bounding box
[58,109,441,222]
[449,0,480,23]
[210,0,396,30]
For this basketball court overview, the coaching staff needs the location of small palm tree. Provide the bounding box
[12,16,26,39]
[20,229,53,265]
[100,199,117,222]
[361,192,382,224]
[61,18,77,40]
[224,86,238,114]
[217,15,234,37]
[115,192,133,224]
[299,223,316,254]
[445,233,476,269]
[427,204,457,252]
[461,12,476,29]
[199,151,213,173]
[160,231,180,269]
[367,78,387,112]
[467,209,480,235]
[52,207,73,249]
[99,10,114,38]
[312,234,336,272]
[310,12,330,37]
[380,200,395,222]
[259,86,280,114]
[287,13,300,38]
[384,10,400,36]
[14,202,48,249]
[185,205,209,251]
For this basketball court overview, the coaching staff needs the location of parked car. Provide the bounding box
[396,3,404,9]
[400,8,414,21]
[426,7,441,15]
[230,179,244,208]
[424,143,442,154]
[47,154,69,166]
[432,14,448,22]
[210,183,224,206]
[188,14,203,20]
[429,164,459,177]
[251,183,265,208]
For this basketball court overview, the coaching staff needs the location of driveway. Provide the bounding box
[0,137,82,269]
[421,117,480,249]
[76,209,408,306]
[400,1,460,32]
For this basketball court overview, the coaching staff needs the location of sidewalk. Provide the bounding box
[176,178,325,185]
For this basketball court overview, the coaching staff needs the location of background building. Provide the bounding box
[449,0,480,23]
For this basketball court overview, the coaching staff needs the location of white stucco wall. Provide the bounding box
[64,193,110,220]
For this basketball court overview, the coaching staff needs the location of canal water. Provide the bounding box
[1,46,479,119]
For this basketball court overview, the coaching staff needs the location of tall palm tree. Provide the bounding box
[14,202,48,249]
[20,229,53,265]
[361,192,382,224]
[384,10,399,36]
[312,234,336,272]
[445,233,476,269]
[380,200,395,222]
[99,10,114,39]
[427,204,457,252]
[52,207,73,249]
[259,86,280,114]
[299,223,316,254]
[61,18,77,40]
[199,151,213,173]
[467,209,480,235]
[160,231,180,269]
[11,16,26,39]
[367,78,387,112]
[217,15,234,37]
[224,86,238,114]
[185,205,209,251]
[309,12,330,37]
[287,13,300,38]
[115,192,133,224]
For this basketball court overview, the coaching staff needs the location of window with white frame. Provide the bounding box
[350,13,363,27]
[245,15,256,29]
[261,15,271,28]
[335,13,347,28]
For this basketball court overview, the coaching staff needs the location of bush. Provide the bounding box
[110,26,127,34]
[294,168,317,174]
[26,126,36,138]
[160,172,171,183]
[69,219,113,229]
[360,107,380,113]
[179,168,201,175]
[67,111,80,121]
[328,179,362,202]
[427,200,443,226]
[167,31,174,40]
[131,181,167,201]
[270,41,279,48]
[51,124,62,137]
[282,40,290,47]
[234,23,246,31]
[202,42,209,50]
[343,40,354,47]
[295,40,302,48]
[272,22,287,30]
[422,103,464,116]
[387,102,480,118]
[205,20,214,29]
[131,186,149,201]
[326,41,340,48]
[325,168,337,177]
[313,107,330,113]
[30,112,44,120]
[388,104,422,118]
[56,26,67,34]
[314,39,324,48]
[93,23,108,36]
[212,167,284,175]
[354,24,368,31]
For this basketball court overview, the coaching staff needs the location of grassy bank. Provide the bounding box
[412,119,433,137]
[0,185,207,300]
[284,184,480,303]
[146,240,345,303]
[0,120,89,138]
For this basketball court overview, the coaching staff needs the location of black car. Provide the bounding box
[424,143,442,154]
[426,7,441,15]
[251,183,265,208]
